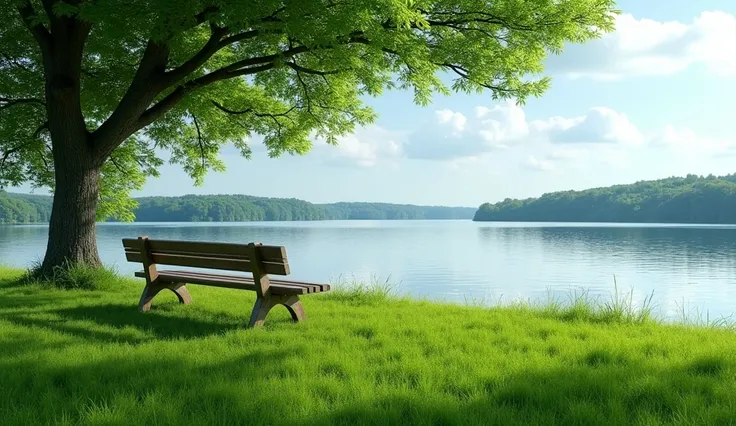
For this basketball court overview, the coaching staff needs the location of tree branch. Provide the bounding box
[191,112,206,170]
[211,101,299,143]
[211,100,297,120]
[194,6,219,25]
[132,6,553,145]
[134,62,275,132]
[164,4,288,86]
[291,60,323,125]
[218,45,310,75]
[109,154,129,176]
[91,40,172,158]
[284,61,343,76]
[0,97,46,110]
[437,62,513,94]
[0,145,22,171]
[219,27,283,46]
[41,143,52,171]
[162,26,228,86]
[33,121,50,138]
[16,1,52,54]
[94,7,290,155]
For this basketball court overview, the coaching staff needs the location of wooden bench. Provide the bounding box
[122,236,330,327]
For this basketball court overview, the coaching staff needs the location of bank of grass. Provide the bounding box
[1,266,736,425]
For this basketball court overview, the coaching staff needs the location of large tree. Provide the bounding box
[0,0,616,274]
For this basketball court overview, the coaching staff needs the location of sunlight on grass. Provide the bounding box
[2,267,736,425]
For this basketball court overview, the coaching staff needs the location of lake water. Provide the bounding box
[2,221,736,319]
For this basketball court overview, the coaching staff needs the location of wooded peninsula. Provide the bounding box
[474,174,736,224]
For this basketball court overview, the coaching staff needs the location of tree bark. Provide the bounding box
[39,159,102,273]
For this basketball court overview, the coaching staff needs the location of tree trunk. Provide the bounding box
[39,160,102,274]
[35,16,103,276]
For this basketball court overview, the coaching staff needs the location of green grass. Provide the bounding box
[2,267,736,425]
[20,260,122,291]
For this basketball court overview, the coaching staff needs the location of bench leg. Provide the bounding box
[248,295,306,328]
[138,282,192,312]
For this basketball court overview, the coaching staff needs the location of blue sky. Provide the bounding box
[15,0,736,207]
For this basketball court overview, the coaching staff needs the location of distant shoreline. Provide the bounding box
[1,192,477,225]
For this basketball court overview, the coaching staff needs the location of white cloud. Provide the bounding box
[523,155,554,172]
[436,109,467,134]
[475,102,530,145]
[547,11,736,80]
[402,100,531,160]
[401,103,646,163]
[300,101,732,173]
[315,126,405,167]
[535,107,644,146]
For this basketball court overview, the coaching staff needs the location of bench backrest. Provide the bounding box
[122,237,290,276]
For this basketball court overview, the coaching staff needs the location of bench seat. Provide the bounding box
[123,236,330,327]
[133,270,330,295]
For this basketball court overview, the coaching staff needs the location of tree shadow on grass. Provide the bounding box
[0,347,298,425]
[0,332,72,359]
[0,272,31,289]
[0,290,112,317]
[2,303,252,343]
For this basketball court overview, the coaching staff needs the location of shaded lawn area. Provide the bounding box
[1,267,736,425]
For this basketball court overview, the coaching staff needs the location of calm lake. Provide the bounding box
[2,221,736,319]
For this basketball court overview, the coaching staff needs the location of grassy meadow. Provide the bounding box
[1,266,736,425]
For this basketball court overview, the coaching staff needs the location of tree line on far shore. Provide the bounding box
[474,174,736,224]
[0,191,475,224]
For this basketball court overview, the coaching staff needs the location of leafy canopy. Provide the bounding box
[1,0,618,220]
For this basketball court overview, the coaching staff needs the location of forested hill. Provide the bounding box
[0,192,475,224]
[474,174,736,224]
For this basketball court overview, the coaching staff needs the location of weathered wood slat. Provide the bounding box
[125,251,289,275]
[121,238,287,262]
[153,269,330,292]
[134,270,329,293]
[159,270,315,294]
[126,248,290,268]
[158,270,326,294]
[133,271,311,295]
